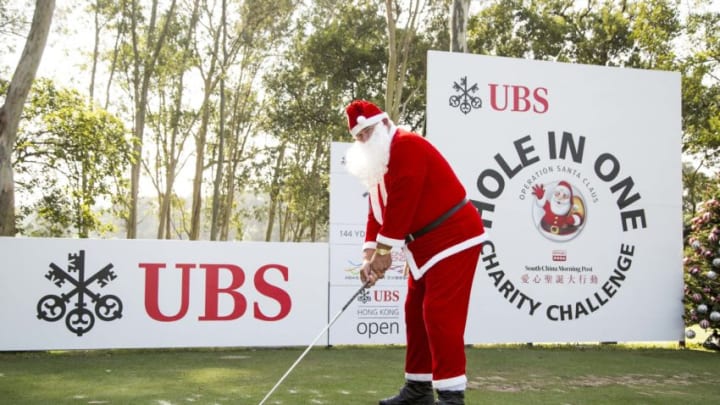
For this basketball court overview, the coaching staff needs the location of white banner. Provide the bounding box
[328,143,407,344]
[0,238,328,350]
[427,50,684,342]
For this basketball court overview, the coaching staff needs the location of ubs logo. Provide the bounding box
[355,289,401,303]
[450,76,482,114]
[450,76,549,115]
[37,250,122,336]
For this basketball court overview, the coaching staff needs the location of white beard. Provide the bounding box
[551,197,571,216]
[345,124,392,189]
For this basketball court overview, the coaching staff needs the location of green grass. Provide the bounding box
[0,344,717,404]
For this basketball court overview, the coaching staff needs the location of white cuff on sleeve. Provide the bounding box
[377,233,405,248]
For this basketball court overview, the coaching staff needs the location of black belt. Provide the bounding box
[405,198,468,243]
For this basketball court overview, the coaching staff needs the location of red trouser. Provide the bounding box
[404,244,481,388]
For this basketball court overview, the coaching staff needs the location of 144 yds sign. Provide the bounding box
[471,130,647,322]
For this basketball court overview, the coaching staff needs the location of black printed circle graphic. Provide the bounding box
[37,295,66,322]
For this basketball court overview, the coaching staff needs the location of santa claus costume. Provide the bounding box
[344,100,486,405]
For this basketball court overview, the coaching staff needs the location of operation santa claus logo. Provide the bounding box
[531,180,586,241]
[471,131,646,322]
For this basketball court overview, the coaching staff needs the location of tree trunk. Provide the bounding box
[384,0,423,122]
[126,0,177,239]
[156,0,199,239]
[264,143,286,241]
[104,20,124,110]
[189,6,223,241]
[219,89,251,240]
[450,0,470,52]
[384,0,398,120]
[190,102,208,240]
[89,0,102,104]
[0,0,55,236]
[210,0,228,241]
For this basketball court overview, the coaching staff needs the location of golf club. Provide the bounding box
[257,280,372,405]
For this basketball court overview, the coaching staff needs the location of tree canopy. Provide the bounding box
[0,0,718,240]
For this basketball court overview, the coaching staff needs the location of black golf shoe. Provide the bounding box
[435,389,464,405]
[378,380,434,405]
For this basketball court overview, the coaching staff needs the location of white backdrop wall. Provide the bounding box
[0,238,328,350]
[426,51,684,343]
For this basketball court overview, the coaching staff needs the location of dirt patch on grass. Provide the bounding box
[468,373,702,393]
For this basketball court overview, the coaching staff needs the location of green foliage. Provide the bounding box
[468,0,681,67]
[683,197,720,334]
[256,0,450,241]
[293,0,388,131]
[682,162,720,218]
[629,0,680,69]
[258,0,389,241]
[681,7,720,165]
[14,78,133,237]
[468,0,530,58]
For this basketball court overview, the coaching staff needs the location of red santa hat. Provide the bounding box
[555,181,572,198]
[345,100,389,137]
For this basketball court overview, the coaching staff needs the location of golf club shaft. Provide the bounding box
[257,281,371,405]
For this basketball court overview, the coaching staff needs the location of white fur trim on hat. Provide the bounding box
[349,112,388,137]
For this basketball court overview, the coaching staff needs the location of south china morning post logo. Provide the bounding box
[471,130,647,322]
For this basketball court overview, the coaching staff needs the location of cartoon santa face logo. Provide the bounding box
[531,180,587,242]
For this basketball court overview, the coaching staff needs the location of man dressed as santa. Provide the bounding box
[344,99,486,405]
[531,181,584,236]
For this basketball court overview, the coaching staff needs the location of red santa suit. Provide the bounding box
[350,104,486,390]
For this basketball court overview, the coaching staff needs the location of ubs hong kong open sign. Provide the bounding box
[427,51,683,343]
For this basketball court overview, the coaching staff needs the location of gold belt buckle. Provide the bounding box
[550,225,560,234]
